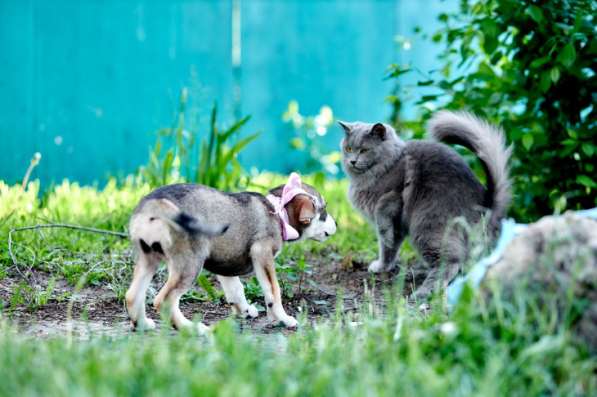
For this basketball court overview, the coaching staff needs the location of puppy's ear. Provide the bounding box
[289,195,315,225]
[298,201,315,225]
[338,121,352,135]
[370,123,386,140]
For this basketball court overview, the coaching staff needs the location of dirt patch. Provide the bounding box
[0,253,425,338]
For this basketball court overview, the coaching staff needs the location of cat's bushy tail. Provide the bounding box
[427,110,512,228]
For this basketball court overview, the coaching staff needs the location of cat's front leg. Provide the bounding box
[370,193,405,273]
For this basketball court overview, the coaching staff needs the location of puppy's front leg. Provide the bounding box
[217,275,258,319]
[251,241,297,328]
[369,192,405,273]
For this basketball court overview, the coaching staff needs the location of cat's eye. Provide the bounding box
[360,148,368,154]
[345,146,353,153]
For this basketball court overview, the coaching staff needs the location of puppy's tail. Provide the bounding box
[129,198,228,254]
[427,110,512,227]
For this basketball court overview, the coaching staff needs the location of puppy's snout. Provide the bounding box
[323,215,337,239]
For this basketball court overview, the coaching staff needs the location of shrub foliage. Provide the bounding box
[389,0,596,221]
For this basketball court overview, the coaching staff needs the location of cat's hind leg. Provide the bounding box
[410,226,466,301]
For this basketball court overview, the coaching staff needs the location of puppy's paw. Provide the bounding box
[368,259,385,273]
[243,304,259,319]
[131,317,156,331]
[196,322,211,335]
[231,303,259,319]
[282,315,298,329]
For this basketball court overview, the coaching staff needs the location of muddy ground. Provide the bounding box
[0,253,427,338]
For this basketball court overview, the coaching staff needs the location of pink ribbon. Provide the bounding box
[266,172,315,241]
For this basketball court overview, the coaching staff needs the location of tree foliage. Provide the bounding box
[389,0,596,221]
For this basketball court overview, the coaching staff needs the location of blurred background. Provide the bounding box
[0,0,455,185]
[2,0,594,221]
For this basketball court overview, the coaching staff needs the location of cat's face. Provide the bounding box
[339,121,396,176]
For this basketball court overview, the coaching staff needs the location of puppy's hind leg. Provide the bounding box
[217,276,259,319]
[125,251,159,331]
[155,250,209,333]
[251,241,297,328]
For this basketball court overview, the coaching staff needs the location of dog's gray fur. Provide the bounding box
[340,110,511,299]
[125,182,336,332]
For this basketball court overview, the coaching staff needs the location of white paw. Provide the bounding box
[244,304,259,319]
[368,259,385,273]
[196,322,211,335]
[132,317,156,331]
[281,315,298,329]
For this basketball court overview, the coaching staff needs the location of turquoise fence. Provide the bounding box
[0,0,455,186]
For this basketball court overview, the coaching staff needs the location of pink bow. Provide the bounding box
[266,172,313,241]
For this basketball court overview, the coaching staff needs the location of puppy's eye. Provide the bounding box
[345,146,352,153]
[319,208,328,221]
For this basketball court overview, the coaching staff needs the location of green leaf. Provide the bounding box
[557,43,576,68]
[539,72,552,92]
[161,150,174,185]
[417,79,435,86]
[489,51,503,65]
[522,134,534,150]
[221,133,260,167]
[219,115,251,143]
[438,80,453,90]
[385,67,411,79]
[550,67,560,83]
[530,57,550,69]
[526,6,544,23]
[577,175,597,188]
[581,143,594,157]
[419,95,439,102]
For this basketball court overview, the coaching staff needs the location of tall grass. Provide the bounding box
[140,89,258,190]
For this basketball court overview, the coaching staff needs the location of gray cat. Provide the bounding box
[339,110,511,299]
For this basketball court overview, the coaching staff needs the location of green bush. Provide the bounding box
[388,0,596,221]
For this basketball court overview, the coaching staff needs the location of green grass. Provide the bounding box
[0,288,595,396]
[0,175,595,396]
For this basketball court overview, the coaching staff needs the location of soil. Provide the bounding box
[0,252,427,338]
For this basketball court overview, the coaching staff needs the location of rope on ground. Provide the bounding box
[7,223,128,278]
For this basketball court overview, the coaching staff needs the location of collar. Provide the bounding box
[266,172,317,241]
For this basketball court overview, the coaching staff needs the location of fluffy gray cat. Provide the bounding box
[339,110,511,299]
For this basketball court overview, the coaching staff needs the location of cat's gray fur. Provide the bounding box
[340,110,511,299]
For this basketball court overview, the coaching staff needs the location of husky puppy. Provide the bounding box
[125,173,336,331]
[340,111,511,298]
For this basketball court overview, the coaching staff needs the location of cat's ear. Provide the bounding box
[370,123,386,140]
[338,120,352,135]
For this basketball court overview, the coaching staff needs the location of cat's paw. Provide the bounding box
[368,259,385,273]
